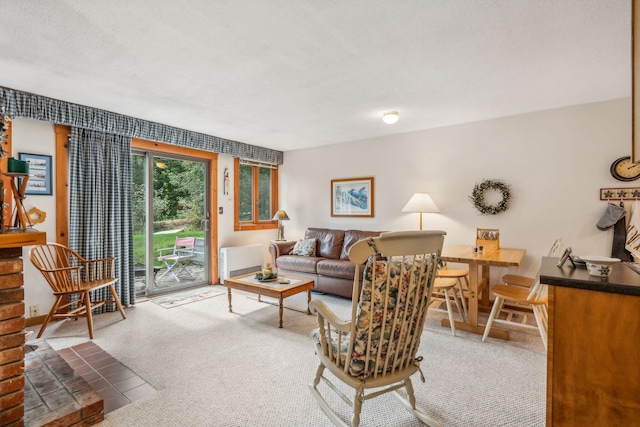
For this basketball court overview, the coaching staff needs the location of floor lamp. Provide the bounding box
[401,193,439,230]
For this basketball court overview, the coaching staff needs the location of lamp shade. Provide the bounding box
[401,193,439,213]
[272,210,290,221]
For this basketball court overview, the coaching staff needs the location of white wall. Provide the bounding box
[14,98,631,317]
[278,98,631,281]
[11,118,57,318]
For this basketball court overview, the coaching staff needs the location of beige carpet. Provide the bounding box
[33,285,546,427]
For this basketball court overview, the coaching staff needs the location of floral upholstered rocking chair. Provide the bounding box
[309,230,445,427]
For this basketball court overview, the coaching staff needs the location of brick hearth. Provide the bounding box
[23,342,103,426]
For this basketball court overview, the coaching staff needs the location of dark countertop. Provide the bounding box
[540,256,640,297]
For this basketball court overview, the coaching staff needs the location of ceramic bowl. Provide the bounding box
[581,256,621,277]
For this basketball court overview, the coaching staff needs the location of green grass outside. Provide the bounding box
[133,230,205,266]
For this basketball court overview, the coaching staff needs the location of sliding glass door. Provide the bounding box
[132,151,210,297]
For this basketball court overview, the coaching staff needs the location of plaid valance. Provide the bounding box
[0,86,283,165]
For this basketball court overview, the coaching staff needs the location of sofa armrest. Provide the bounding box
[269,240,296,270]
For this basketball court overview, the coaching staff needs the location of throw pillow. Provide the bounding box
[289,238,317,256]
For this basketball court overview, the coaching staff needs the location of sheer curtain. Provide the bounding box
[69,128,135,309]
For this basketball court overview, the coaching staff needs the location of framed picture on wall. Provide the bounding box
[19,153,53,195]
[331,177,374,217]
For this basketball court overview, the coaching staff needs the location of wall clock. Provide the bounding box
[610,156,640,181]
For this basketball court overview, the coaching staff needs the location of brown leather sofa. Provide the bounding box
[268,228,383,298]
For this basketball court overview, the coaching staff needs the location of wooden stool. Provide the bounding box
[436,268,469,320]
[431,277,464,336]
[501,273,535,288]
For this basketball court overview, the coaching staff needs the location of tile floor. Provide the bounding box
[56,341,156,414]
[23,341,103,426]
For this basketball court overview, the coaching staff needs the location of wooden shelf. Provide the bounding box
[0,230,46,248]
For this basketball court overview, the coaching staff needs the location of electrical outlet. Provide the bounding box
[29,305,39,317]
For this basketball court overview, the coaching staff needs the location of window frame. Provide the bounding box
[233,157,278,231]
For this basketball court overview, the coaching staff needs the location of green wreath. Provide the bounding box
[470,179,511,215]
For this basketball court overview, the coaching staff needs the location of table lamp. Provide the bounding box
[272,210,290,241]
[401,193,439,230]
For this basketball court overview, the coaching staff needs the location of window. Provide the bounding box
[234,158,278,231]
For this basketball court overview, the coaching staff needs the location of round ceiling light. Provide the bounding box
[382,111,399,124]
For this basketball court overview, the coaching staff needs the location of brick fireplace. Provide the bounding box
[0,244,32,427]
[0,232,105,427]
[0,233,111,427]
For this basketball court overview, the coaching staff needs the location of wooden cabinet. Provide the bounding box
[541,258,640,426]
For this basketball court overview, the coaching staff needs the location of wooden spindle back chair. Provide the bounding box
[29,243,126,339]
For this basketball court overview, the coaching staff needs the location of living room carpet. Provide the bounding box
[34,285,546,426]
[150,286,225,308]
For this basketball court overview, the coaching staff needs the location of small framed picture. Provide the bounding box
[331,177,374,217]
[557,247,572,268]
[19,153,53,195]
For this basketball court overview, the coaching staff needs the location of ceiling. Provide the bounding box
[0,0,631,152]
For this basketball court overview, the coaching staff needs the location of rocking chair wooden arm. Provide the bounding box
[309,300,351,332]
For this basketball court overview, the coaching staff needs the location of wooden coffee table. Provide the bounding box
[224,272,314,328]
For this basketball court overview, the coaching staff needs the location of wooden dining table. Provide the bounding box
[440,245,526,339]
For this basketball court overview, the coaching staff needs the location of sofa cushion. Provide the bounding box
[340,230,384,260]
[276,255,320,274]
[317,259,359,280]
[305,228,345,259]
[289,238,317,256]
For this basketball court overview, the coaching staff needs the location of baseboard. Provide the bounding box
[26,315,46,327]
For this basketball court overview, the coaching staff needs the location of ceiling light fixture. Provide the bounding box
[382,111,399,124]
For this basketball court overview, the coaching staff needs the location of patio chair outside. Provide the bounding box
[157,236,196,281]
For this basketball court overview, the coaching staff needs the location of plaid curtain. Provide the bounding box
[0,85,283,165]
[69,128,135,309]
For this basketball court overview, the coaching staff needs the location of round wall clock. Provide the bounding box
[610,156,640,181]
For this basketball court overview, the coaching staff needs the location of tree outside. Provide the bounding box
[132,155,206,265]
[238,163,273,222]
